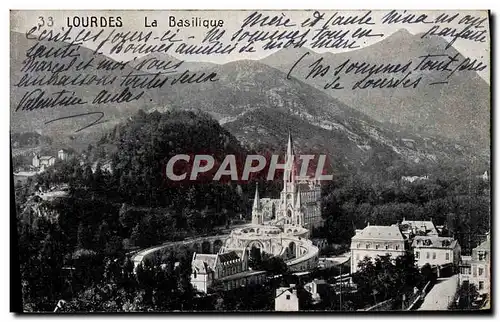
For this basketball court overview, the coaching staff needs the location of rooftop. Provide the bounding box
[192,253,218,271]
[218,251,240,263]
[400,219,438,235]
[412,236,458,249]
[475,235,490,251]
[352,224,405,241]
[221,247,247,259]
[192,259,212,274]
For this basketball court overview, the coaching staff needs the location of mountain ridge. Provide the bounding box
[259,29,490,150]
[10,30,489,174]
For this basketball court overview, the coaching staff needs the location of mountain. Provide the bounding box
[10,31,218,149]
[10,30,488,173]
[260,29,490,150]
[10,31,157,150]
[155,59,484,171]
[159,59,373,123]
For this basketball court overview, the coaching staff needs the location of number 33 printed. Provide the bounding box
[38,16,54,28]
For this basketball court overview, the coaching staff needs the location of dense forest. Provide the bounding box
[15,110,259,311]
[13,109,490,311]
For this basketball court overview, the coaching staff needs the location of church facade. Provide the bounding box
[253,133,323,230]
[190,134,321,293]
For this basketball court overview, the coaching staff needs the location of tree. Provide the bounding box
[95,221,110,247]
[77,223,93,250]
[265,257,288,275]
[353,252,423,307]
[420,263,436,285]
[454,282,479,310]
[83,164,93,187]
[248,246,262,269]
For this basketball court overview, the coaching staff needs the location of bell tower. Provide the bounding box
[283,131,297,194]
[251,184,263,225]
[293,186,304,227]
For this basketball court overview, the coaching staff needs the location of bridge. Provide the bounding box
[132,223,320,276]
[132,234,230,268]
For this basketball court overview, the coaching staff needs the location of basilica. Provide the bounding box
[190,133,322,293]
[252,133,323,230]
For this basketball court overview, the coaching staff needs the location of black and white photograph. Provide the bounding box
[9,9,491,313]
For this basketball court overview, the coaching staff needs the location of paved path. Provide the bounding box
[418,274,458,311]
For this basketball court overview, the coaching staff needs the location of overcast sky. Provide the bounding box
[11,10,490,81]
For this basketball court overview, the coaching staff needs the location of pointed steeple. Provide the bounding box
[295,186,302,208]
[253,184,261,210]
[287,130,294,159]
[284,131,296,185]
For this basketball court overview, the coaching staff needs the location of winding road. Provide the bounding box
[418,274,458,311]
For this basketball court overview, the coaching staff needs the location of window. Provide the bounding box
[356,243,360,248]
[479,281,484,290]
[385,245,389,250]
[426,252,430,259]
[460,266,471,275]
[479,267,484,276]
[433,252,436,260]
[366,244,370,249]
[286,295,291,300]
[446,253,450,261]
[478,251,487,261]
[375,244,380,250]
[415,251,420,259]
[395,245,399,250]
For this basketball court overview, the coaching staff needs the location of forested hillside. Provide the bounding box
[14,110,265,311]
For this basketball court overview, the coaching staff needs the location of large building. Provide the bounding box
[191,248,268,293]
[32,154,55,169]
[459,234,490,295]
[350,219,462,276]
[256,133,323,229]
[190,134,320,293]
[350,224,407,273]
[412,236,461,275]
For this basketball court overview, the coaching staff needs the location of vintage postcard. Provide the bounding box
[10,10,491,313]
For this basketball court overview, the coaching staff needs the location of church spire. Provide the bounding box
[253,183,261,210]
[295,186,302,208]
[287,130,294,159]
[252,184,263,225]
[284,131,296,185]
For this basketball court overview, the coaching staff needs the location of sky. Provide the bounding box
[10,10,490,81]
